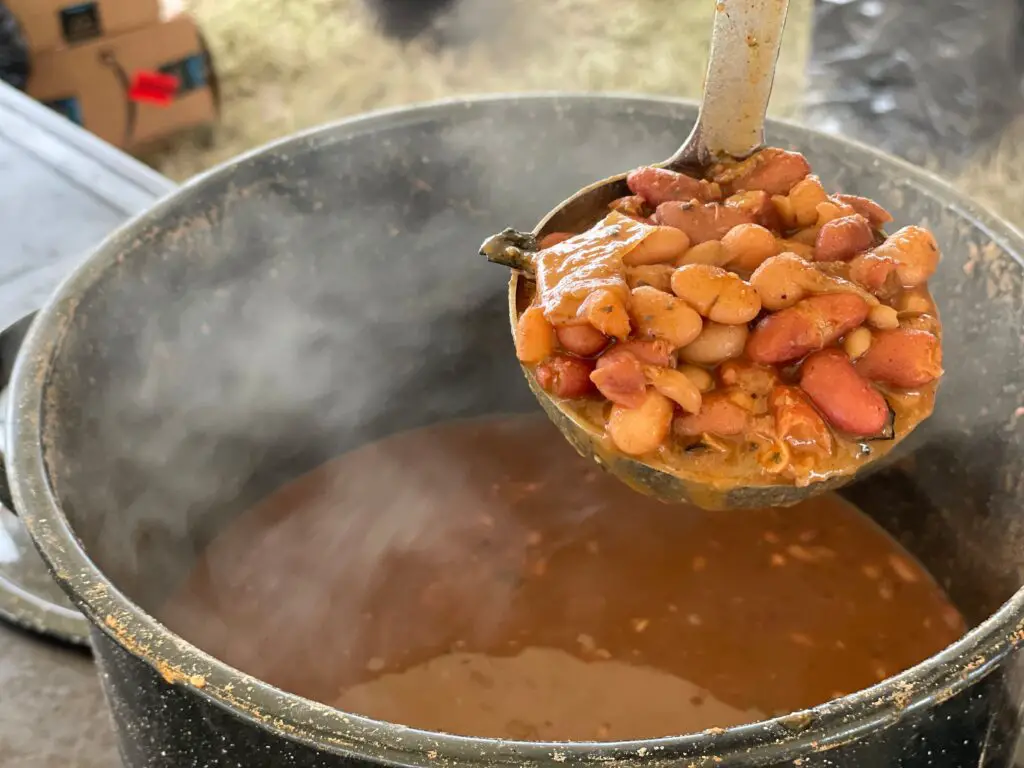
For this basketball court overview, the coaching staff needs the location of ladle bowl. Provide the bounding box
[508,170,866,509]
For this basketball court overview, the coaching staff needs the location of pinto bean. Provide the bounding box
[712,148,811,196]
[873,226,940,287]
[627,166,720,206]
[814,214,874,262]
[832,194,893,227]
[770,385,833,456]
[644,366,702,414]
[721,223,779,271]
[539,232,574,249]
[855,329,943,388]
[674,392,750,437]
[535,354,594,399]
[613,339,675,367]
[624,226,691,266]
[608,390,675,456]
[590,349,647,407]
[676,240,731,267]
[679,322,748,365]
[746,293,871,364]
[670,264,762,324]
[626,264,675,293]
[849,253,900,298]
[750,253,877,311]
[788,176,829,227]
[515,306,556,363]
[656,201,755,245]
[725,190,783,230]
[609,195,650,221]
[556,323,608,357]
[800,349,891,437]
[628,286,704,349]
[579,289,631,340]
[678,364,715,392]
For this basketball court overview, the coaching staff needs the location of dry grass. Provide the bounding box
[146,0,812,181]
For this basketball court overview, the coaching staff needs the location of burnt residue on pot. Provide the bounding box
[7,96,1024,767]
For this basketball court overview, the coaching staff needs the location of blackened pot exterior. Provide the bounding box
[8,96,1024,767]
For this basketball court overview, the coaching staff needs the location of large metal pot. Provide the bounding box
[5,95,1024,767]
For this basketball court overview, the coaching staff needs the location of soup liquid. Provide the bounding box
[160,415,965,742]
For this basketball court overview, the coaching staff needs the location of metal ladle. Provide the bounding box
[481,0,889,509]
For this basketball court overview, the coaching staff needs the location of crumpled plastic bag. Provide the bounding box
[803,0,1024,174]
[0,1,29,91]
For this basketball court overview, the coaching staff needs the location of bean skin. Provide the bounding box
[788,176,829,227]
[608,390,675,456]
[751,253,878,312]
[712,148,812,196]
[539,232,574,249]
[674,392,751,437]
[590,349,647,407]
[873,226,940,287]
[515,306,555,363]
[814,214,874,262]
[855,328,943,388]
[721,223,779,272]
[724,190,783,231]
[656,201,755,244]
[678,364,715,392]
[670,264,762,324]
[770,385,834,456]
[556,323,609,357]
[833,193,893,227]
[626,264,675,293]
[849,253,900,298]
[613,339,675,367]
[623,226,691,266]
[609,195,650,221]
[679,322,748,365]
[747,293,871,365]
[800,349,891,437]
[535,354,595,399]
[629,286,704,349]
[579,289,631,339]
[677,240,731,267]
[644,365,702,414]
[627,166,720,206]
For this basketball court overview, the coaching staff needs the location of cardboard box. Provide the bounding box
[6,0,161,53]
[27,15,217,150]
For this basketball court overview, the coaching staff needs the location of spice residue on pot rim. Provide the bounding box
[159,414,964,742]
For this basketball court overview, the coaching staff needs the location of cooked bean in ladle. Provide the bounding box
[480,0,942,510]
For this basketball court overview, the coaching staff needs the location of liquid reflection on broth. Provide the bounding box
[159,415,965,742]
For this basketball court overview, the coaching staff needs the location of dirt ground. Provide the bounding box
[140,0,1024,224]
[144,0,812,181]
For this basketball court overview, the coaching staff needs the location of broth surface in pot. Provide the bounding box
[160,415,964,741]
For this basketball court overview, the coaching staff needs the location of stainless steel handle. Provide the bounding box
[667,0,791,170]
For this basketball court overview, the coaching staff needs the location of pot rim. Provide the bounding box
[8,92,1024,767]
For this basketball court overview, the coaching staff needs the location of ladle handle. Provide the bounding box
[666,0,790,171]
